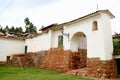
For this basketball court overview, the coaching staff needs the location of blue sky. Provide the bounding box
[0,0,120,33]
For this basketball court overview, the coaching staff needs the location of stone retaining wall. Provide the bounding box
[70,50,87,69]
[9,51,46,68]
[7,48,117,79]
[38,48,87,72]
[38,48,71,72]
[8,48,87,72]
[87,58,117,79]
[0,61,6,66]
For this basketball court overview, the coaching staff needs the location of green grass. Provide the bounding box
[0,66,92,80]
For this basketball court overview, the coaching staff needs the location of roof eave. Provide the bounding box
[99,9,115,19]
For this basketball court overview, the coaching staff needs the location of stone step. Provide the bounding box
[65,68,87,76]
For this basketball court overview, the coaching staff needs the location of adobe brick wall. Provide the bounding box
[87,58,117,79]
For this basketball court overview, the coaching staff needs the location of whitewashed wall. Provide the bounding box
[50,30,62,48]
[63,13,113,60]
[0,38,25,61]
[24,11,113,61]
[25,33,50,52]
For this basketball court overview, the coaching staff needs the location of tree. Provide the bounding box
[113,32,120,55]
[24,17,37,33]
[9,26,15,32]
[0,25,3,32]
[24,17,30,27]
[4,25,9,32]
[15,27,23,33]
[0,26,4,33]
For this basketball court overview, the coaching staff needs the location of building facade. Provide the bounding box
[26,10,114,60]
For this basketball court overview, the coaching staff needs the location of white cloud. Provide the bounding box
[0,0,120,33]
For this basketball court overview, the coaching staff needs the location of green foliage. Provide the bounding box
[24,17,37,33]
[0,26,5,33]
[15,27,23,33]
[113,38,120,55]
[9,26,23,33]
[9,26,15,32]
[4,25,9,32]
[0,17,38,34]
[0,66,91,80]
[0,25,23,33]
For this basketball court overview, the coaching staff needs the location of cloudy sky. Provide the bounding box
[0,0,120,33]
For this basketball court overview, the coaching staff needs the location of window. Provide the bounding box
[92,21,98,31]
[58,35,63,47]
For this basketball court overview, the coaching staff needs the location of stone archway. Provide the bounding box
[70,32,87,69]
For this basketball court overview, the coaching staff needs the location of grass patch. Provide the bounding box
[0,66,92,80]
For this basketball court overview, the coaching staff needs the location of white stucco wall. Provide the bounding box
[25,33,50,52]
[78,36,87,49]
[50,30,62,48]
[70,33,87,52]
[100,13,113,60]
[0,38,25,61]
[25,11,113,60]
[63,13,113,60]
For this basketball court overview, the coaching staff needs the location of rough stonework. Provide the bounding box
[9,51,46,68]
[70,50,87,69]
[38,48,71,72]
[38,48,87,72]
[8,48,117,79]
[8,48,87,72]
[0,61,6,66]
[87,58,117,79]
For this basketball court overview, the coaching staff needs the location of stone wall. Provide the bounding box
[7,48,118,79]
[87,58,117,79]
[8,48,87,72]
[38,48,71,72]
[38,48,87,72]
[0,61,6,66]
[9,51,46,68]
[70,49,87,69]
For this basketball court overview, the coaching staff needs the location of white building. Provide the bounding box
[0,37,25,61]
[0,9,114,61]
[26,9,114,60]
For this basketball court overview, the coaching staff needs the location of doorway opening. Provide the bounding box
[116,59,120,77]
[70,32,87,69]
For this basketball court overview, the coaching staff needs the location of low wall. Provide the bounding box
[8,48,117,79]
[70,50,87,69]
[9,51,46,68]
[8,48,87,72]
[38,48,87,72]
[87,58,117,79]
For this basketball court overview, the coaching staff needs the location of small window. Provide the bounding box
[92,21,98,31]
[58,35,63,47]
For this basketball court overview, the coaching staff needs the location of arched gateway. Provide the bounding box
[70,32,87,52]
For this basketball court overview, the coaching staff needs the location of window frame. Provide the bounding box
[92,21,98,31]
[58,35,63,47]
